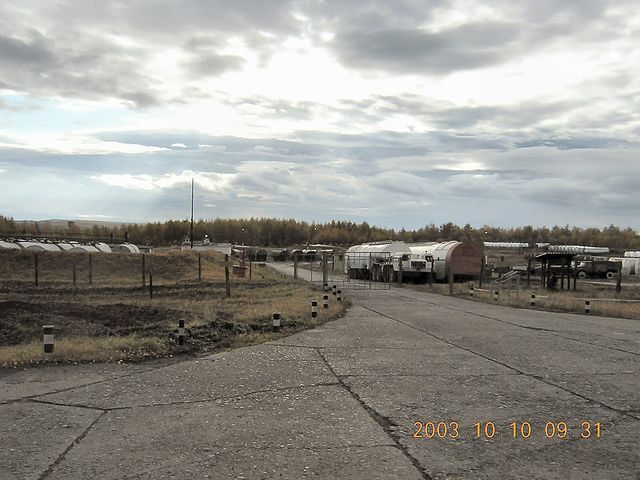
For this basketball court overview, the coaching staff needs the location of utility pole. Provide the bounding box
[190,178,194,249]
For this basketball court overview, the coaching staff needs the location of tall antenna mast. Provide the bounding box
[190,178,194,249]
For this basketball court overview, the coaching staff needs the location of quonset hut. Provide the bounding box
[344,241,409,281]
[407,241,484,281]
[345,240,484,282]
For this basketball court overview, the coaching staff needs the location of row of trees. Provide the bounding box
[1,215,639,250]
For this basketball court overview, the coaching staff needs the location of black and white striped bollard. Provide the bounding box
[43,325,54,353]
[323,282,329,293]
[311,300,318,320]
[469,283,474,298]
[272,312,281,332]
[493,290,499,302]
[585,300,591,314]
[178,319,185,345]
[337,289,342,302]
[323,294,329,309]
[332,285,337,296]
[530,293,536,308]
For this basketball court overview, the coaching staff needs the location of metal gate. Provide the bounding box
[304,253,392,290]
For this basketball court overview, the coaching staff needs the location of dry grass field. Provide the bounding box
[409,280,640,320]
[0,250,346,366]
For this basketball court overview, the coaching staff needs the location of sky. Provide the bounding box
[0,0,638,230]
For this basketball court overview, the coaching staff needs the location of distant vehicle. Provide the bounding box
[574,259,619,279]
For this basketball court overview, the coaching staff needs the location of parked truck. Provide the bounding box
[573,259,620,279]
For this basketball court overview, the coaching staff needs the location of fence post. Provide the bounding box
[526,259,531,288]
[198,253,202,283]
[225,254,231,297]
[43,325,54,353]
[34,253,39,286]
[272,312,281,332]
[369,252,373,289]
[429,259,434,287]
[479,257,484,288]
[149,273,153,299]
[142,254,146,286]
[449,257,455,295]
[616,261,622,293]
[178,319,185,345]
[88,254,93,285]
[249,259,252,280]
[398,256,403,286]
[322,254,328,286]
[293,254,298,279]
[72,260,77,287]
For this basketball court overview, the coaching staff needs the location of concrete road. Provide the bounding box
[1,271,639,479]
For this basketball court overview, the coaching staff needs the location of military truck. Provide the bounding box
[574,259,620,279]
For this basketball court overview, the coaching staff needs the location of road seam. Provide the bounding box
[313,346,434,480]
[37,410,106,480]
[360,304,640,420]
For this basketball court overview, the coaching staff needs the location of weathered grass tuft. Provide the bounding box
[0,336,168,367]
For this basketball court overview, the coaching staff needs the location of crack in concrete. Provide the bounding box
[384,294,640,356]
[0,361,183,406]
[313,346,434,480]
[29,380,341,412]
[386,292,640,357]
[360,305,639,420]
[37,410,106,480]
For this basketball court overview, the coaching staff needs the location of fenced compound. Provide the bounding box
[295,252,392,290]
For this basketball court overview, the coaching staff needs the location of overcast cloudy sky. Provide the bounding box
[0,1,638,229]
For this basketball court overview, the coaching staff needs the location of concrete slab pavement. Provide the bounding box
[2,266,639,479]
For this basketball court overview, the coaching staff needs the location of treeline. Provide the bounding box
[1,215,639,250]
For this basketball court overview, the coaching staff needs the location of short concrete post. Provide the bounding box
[337,289,342,302]
[332,284,337,296]
[469,283,474,298]
[323,282,329,293]
[178,319,185,345]
[585,300,591,314]
[493,290,499,302]
[311,300,318,320]
[530,292,536,308]
[272,312,281,332]
[43,325,54,353]
[323,294,329,309]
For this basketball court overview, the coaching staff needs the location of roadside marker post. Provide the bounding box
[530,293,536,308]
[585,300,591,314]
[178,319,185,345]
[323,294,329,309]
[337,289,342,302]
[493,290,499,302]
[43,325,54,353]
[272,312,281,332]
[469,283,474,298]
[311,300,318,320]
[332,285,337,296]
[323,282,328,293]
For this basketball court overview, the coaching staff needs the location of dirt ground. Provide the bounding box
[0,250,346,365]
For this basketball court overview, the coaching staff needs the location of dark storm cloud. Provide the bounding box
[332,22,520,74]
[0,33,55,66]
[185,54,245,76]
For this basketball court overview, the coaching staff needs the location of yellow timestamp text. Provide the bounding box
[412,421,602,440]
